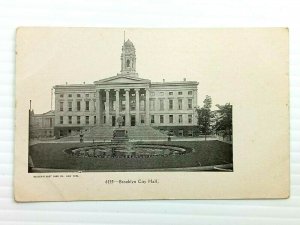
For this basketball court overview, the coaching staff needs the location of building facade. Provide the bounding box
[53,39,199,138]
[29,110,55,139]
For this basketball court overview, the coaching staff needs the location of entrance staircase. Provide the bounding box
[57,126,168,142]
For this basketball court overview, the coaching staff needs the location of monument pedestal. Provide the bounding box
[111,128,129,142]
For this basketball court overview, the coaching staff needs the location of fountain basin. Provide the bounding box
[65,143,192,158]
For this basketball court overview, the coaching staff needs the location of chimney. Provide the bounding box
[66,82,68,85]
[83,81,85,84]
[183,78,186,82]
[163,79,165,83]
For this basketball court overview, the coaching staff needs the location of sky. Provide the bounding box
[17,28,284,113]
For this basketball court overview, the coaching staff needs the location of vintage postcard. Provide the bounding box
[14,28,289,201]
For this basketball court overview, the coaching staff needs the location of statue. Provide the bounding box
[116,115,124,128]
[112,116,128,142]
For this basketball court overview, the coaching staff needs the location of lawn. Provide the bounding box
[29,140,233,171]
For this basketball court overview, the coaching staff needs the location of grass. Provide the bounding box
[29,140,233,171]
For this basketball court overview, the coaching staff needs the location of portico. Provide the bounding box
[94,78,151,127]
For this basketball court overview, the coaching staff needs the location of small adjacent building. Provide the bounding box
[29,110,55,139]
[53,39,199,138]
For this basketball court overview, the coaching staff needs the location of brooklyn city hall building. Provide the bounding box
[53,39,199,138]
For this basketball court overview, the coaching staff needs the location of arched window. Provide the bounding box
[126,59,130,67]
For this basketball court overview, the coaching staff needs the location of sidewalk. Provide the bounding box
[30,136,233,144]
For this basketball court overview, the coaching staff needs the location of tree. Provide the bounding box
[214,103,232,141]
[196,95,212,141]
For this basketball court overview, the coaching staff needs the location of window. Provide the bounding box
[178,91,182,95]
[188,99,193,109]
[60,102,64,111]
[85,116,89,125]
[85,101,90,111]
[178,99,183,110]
[126,59,130,67]
[94,116,96,125]
[85,94,89,98]
[77,94,81,98]
[150,92,155,96]
[68,102,72,111]
[159,99,164,111]
[68,129,72,135]
[151,115,155,124]
[159,92,164,96]
[121,100,126,111]
[68,116,72,124]
[179,115,183,123]
[150,100,155,111]
[188,130,193,137]
[169,115,173,123]
[160,115,164,124]
[77,101,81,111]
[188,114,193,124]
[77,116,80,125]
[113,100,117,110]
[130,100,135,111]
[140,100,145,111]
[49,118,53,127]
[68,94,72,98]
[60,116,63,124]
[140,115,145,124]
[169,99,173,110]
[188,91,193,95]
[60,94,64,98]
[103,116,106,124]
[169,92,173,95]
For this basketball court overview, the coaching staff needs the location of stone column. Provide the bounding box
[99,90,103,124]
[145,88,150,125]
[96,90,100,125]
[135,88,140,126]
[194,89,198,125]
[125,88,130,126]
[105,89,110,126]
[115,89,120,125]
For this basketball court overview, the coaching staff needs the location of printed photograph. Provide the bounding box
[27,29,233,173]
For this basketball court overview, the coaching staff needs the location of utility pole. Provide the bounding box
[51,88,53,110]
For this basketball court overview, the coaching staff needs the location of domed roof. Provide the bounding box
[124,39,134,47]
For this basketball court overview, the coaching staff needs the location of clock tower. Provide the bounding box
[120,39,138,77]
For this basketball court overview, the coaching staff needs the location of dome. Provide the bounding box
[124,39,134,48]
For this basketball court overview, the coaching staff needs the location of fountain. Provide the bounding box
[66,143,192,158]
[65,116,193,158]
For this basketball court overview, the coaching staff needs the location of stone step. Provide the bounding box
[58,125,167,142]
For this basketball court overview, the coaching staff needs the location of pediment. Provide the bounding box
[94,75,150,85]
[43,110,55,116]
